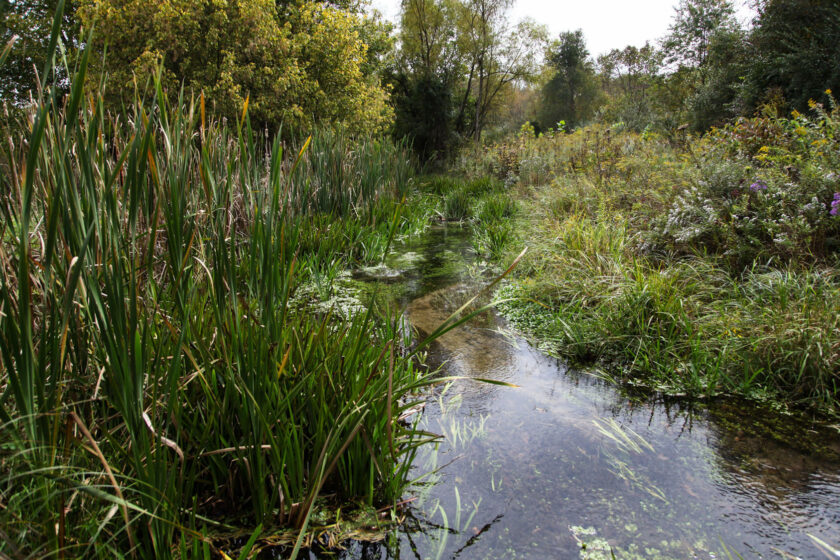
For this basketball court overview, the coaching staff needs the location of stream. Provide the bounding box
[325,225,840,559]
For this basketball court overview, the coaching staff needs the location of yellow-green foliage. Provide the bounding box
[291,3,394,134]
[76,0,393,132]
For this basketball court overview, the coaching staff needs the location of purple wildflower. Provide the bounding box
[750,180,768,192]
[830,192,840,216]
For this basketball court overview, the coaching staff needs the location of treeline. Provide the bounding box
[2,0,838,158]
[0,0,395,133]
[391,0,840,160]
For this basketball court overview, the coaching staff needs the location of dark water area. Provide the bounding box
[313,225,840,559]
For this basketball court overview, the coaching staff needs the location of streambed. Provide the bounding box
[322,225,840,559]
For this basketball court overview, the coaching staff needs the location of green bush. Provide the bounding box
[652,103,840,266]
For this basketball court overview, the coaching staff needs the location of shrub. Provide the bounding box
[652,103,840,266]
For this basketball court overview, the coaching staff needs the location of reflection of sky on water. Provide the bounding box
[324,225,840,559]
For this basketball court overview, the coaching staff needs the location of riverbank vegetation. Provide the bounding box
[3,0,840,556]
[472,108,840,414]
[393,0,840,415]
[0,9,441,555]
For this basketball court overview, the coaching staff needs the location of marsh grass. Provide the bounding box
[444,189,472,221]
[456,109,840,414]
[478,193,516,223]
[0,14,442,558]
[422,175,461,196]
[496,200,840,412]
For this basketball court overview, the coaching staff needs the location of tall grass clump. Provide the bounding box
[478,193,517,223]
[444,189,472,220]
[0,14,435,558]
[422,175,461,196]
[290,127,414,217]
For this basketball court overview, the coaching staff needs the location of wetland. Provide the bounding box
[326,224,840,559]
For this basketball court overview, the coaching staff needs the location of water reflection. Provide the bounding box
[334,225,840,559]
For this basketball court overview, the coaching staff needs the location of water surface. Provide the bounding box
[329,225,840,559]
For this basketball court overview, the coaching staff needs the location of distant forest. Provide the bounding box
[2,0,838,158]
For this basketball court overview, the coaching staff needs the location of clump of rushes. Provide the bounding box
[479,193,517,223]
[0,13,437,559]
[444,188,472,220]
[474,221,515,260]
[464,176,503,196]
[423,175,462,196]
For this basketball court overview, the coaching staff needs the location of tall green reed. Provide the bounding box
[0,11,433,558]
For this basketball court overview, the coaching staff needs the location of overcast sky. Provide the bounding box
[368,0,757,58]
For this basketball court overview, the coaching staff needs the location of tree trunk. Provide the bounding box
[456,61,475,134]
[474,56,484,141]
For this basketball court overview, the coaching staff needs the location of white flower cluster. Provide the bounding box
[662,185,718,243]
[801,196,826,220]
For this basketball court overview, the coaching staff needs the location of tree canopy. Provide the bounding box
[0,0,76,101]
[539,30,601,130]
[3,0,840,142]
[75,0,393,132]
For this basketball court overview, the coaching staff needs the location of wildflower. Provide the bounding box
[750,180,768,192]
[830,192,840,216]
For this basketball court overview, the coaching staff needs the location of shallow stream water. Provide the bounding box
[319,225,840,559]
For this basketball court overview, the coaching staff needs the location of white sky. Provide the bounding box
[368,0,757,57]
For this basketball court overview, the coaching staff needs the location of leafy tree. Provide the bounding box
[662,0,737,70]
[658,0,740,129]
[0,0,77,101]
[597,43,661,130]
[289,3,394,132]
[392,0,544,155]
[391,0,460,160]
[75,0,392,132]
[539,30,601,130]
[456,0,544,140]
[391,72,454,161]
[688,27,749,130]
[743,0,840,113]
[398,0,459,77]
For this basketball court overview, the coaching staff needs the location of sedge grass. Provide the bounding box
[496,197,840,413]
